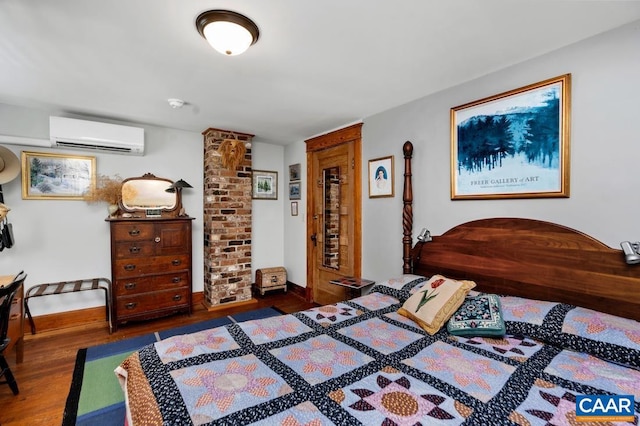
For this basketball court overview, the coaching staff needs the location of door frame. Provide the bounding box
[305,123,362,303]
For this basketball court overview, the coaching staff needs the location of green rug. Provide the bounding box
[62,307,284,426]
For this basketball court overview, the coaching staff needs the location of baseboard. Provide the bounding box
[202,298,259,312]
[25,306,108,335]
[24,287,309,334]
[26,291,207,334]
[287,281,309,301]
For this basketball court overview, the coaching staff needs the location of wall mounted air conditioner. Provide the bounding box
[49,116,145,155]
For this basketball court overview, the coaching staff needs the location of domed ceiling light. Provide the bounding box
[195,10,259,56]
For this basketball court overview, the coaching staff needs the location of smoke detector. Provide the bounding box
[167,98,185,109]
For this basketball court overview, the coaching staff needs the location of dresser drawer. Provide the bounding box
[116,287,190,317]
[114,254,190,278]
[115,272,189,295]
[114,241,156,259]
[112,223,155,241]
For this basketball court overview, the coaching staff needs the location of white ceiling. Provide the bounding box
[1,1,640,145]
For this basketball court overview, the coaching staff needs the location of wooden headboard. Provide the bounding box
[410,218,640,321]
[399,141,640,321]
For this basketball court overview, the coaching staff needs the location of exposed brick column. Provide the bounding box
[202,128,253,308]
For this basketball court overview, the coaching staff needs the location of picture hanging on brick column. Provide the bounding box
[252,170,278,200]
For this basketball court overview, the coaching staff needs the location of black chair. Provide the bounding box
[0,271,26,395]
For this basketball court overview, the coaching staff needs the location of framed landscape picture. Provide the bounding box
[21,151,95,200]
[289,182,301,200]
[451,74,571,200]
[289,163,301,181]
[252,170,278,200]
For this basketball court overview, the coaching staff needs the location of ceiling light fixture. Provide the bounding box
[195,10,259,56]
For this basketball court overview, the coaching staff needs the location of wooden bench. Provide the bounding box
[24,278,112,334]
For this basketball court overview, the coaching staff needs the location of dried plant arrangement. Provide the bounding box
[86,174,123,205]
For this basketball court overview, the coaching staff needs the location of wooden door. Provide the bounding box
[306,124,362,305]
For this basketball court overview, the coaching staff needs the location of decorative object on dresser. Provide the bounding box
[119,173,183,218]
[86,174,123,217]
[108,217,193,331]
[254,267,287,296]
[165,179,193,217]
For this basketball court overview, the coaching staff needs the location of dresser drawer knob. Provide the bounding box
[124,264,136,271]
[172,294,182,301]
[129,246,140,254]
[129,229,140,236]
[124,282,137,290]
[125,302,138,310]
[172,277,182,283]
[154,237,161,243]
[171,259,181,266]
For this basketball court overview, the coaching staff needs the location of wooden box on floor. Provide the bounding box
[255,267,287,296]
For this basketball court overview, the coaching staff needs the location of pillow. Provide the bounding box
[447,294,505,337]
[398,275,476,335]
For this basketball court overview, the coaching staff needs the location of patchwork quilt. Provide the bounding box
[116,275,640,425]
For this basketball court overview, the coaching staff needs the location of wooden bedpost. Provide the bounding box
[402,141,414,274]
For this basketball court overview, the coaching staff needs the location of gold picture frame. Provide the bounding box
[451,74,571,200]
[21,151,96,200]
[368,155,394,198]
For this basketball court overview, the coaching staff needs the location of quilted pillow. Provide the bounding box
[398,275,476,335]
[447,294,505,337]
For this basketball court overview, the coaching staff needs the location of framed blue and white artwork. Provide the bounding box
[451,74,571,200]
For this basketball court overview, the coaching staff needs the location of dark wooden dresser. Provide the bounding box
[108,217,193,331]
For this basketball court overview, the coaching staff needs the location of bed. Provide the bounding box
[116,142,640,425]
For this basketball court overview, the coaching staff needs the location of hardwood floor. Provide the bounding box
[0,291,315,426]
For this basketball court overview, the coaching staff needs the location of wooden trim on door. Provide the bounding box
[305,124,362,303]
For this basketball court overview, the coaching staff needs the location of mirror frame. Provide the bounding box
[119,173,180,216]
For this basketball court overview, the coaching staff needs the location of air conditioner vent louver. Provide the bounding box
[49,116,145,156]
[55,141,134,153]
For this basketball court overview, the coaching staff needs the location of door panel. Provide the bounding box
[306,124,362,306]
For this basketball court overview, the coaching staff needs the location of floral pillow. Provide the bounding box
[398,275,476,335]
[447,294,505,337]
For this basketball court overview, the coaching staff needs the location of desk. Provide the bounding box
[329,277,375,300]
[0,274,24,364]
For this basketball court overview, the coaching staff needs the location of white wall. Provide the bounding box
[283,142,307,286]
[361,21,640,282]
[0,105,203,316]
[251,142,285,279]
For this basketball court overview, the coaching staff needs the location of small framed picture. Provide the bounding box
[291,201,298,216]
[252,170,278,200]
[289,163,301,181]
[289,182,301,200]
[368,155,394,198]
